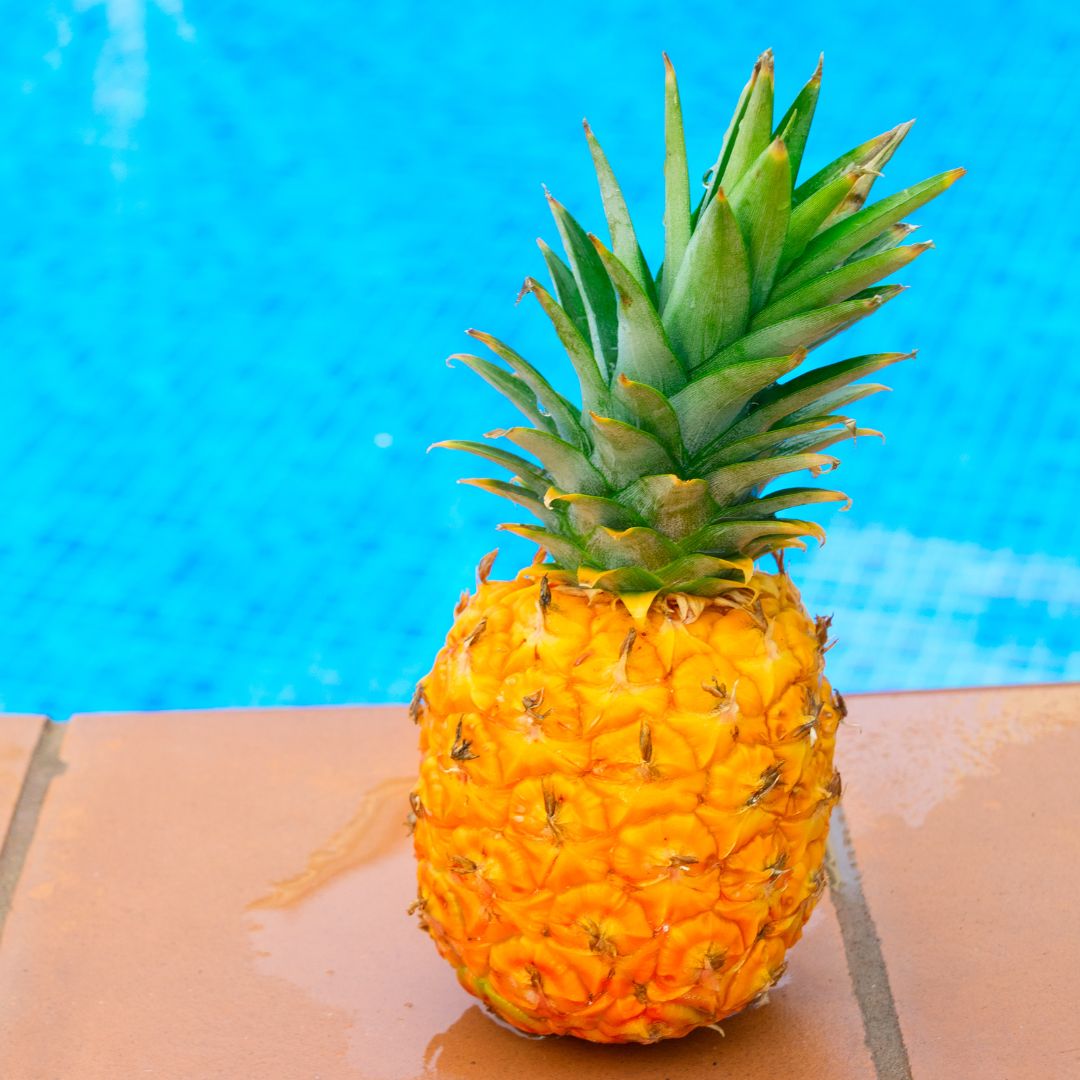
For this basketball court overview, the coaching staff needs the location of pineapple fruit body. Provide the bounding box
[413,568,841,1042]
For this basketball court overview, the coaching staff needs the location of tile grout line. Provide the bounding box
[827,804,914,1080]
[0,720,67,946]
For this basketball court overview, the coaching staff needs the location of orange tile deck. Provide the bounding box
[0,687,1075,1079]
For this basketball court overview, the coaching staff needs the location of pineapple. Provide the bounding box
[411,50,961,1044]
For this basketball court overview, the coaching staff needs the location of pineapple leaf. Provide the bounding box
[774,55,822,182]
[663,190,751,371]
[611,373,685,459]
[545,191,619,376]
[753,241,932,327]
[711,486,851,520]
[730,137,792,312]
[575,565,663,592]
[786,381,891,422]
[701,290,900,371]
[465,330,588,448]
[655,553,753,586]
[794,121,913,204]
[743,534,810,558]
[588,525,682,570]
[718,50,775,195]
[774,168,964,298]
[590,235,686,394]
[670,574,757,597]
[522,277,609,415]
[844,223,918,263]
[699,416,850,470]
[448,353,555,433]
[584,120,654,298]
[588,412,677,490]
[544,490,644,533]
[705,452,839,506]
[672,351,804,456]
[819,120,914,230]
[431,440,549,492]
[536,238,590,344]
[794,424,882,455]
[688,517,825,556]
[494,427,608,495]
[619,474,715,540]
[780,172,860,272]
[720,352,915,443]
[497,523,590,568]
[661,53,692,309]
[697,56,758,221]
[459,478,561,528]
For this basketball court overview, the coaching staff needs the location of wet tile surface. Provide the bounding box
[0,715,46,839]
[0,706,872,1080]
[839,685,1080,1079]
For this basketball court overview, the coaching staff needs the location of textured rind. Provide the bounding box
[413,566,841,1043]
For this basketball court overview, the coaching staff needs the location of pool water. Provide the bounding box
[0,1,1076,717]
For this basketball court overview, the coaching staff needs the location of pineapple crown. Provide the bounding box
[436,50,963,604]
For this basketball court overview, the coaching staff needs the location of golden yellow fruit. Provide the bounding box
[411,566,842,1043]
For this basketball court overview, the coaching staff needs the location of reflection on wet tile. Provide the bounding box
[249,775,414,910]
[838,684,1077,827]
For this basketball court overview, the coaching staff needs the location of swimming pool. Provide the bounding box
[0,1,1076,716]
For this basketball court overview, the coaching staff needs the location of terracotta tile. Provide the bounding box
[0,715,47,839]
[838,684,1080,1079]
[0,705,871,1080]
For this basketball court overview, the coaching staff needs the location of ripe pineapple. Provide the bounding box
[411,50,961,1044]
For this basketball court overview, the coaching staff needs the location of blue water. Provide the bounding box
[0,2,1077,717]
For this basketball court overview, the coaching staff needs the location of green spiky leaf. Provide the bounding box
[494,427,607,495]
[661,52,692,308]
[590,235,686,394]
[774,55,822,181]
[780,172,860,271]
[620,474,715,539]
[701,289,902,370]
[673,351,804,455]
[465,330,587,448]
[753,242,932,327]
[432,440,549,492]
[588,412,677,489]
[522,277,609,416]
[611,374,685,459]
[775,168,964,297]
[459,478,560,528]
[705,452,838,505]
[536,238,590,344]
[545,192,619,375]
[497,524,590,568]
[584,120,653,297]
[663,190,750,370]
[730,137,792,311]
[449,353,554,433]
[711,486,850,520]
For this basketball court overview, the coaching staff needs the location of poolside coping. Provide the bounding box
[0,686,1075,1078]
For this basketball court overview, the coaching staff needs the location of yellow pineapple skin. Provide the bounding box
[412,567,841,1043]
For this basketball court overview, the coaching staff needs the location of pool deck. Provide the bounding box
[0,685,1077,1079]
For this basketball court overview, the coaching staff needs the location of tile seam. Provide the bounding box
[826,804,914,1080]
[0,720,66,946]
